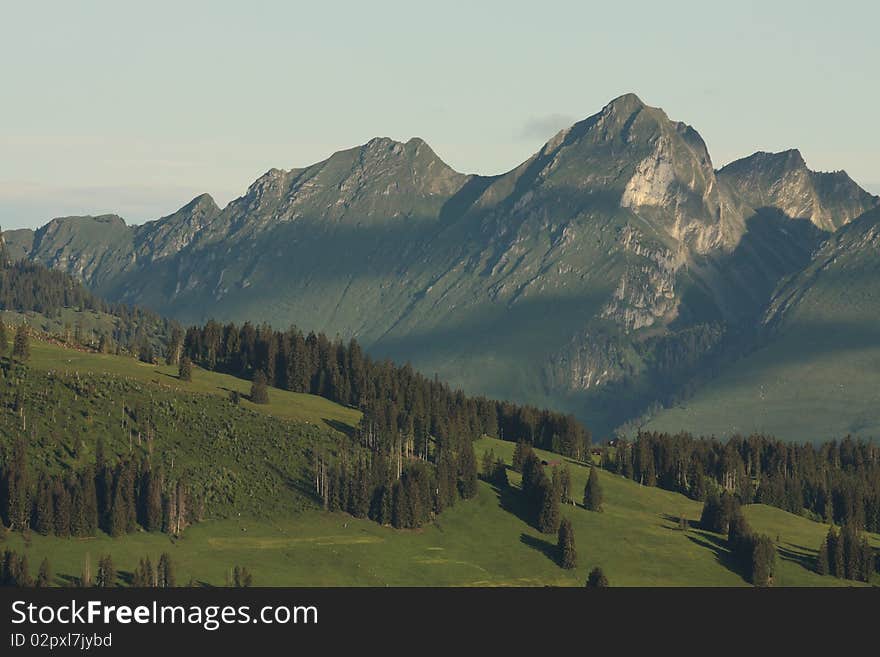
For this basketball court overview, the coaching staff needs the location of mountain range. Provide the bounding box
[5,93,879,441]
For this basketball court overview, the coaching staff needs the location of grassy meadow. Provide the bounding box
[4,435,875,586]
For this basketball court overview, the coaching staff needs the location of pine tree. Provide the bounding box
[586,567,609,588]
[0,318,7,353]
[512,440,527,472]
[537,477,561,534]
[559,466,572,504]
[178,357,193,382]
[250,370,269,404]
[52,479,71,537]
[18,554,32,587]
[557,517,577,569]
[96,555,116,588]
[165,326,183,366]
[7,436,30,531]
[457,441,478,499]
[816,532,830,575]
[143,467,163,531]
[12,324,29,362]
[481,449,495,480]
[233,565,253,587]
[583,466,603,512]
[34,474,55,535]
[750,534,776,587]
[157,553,175,588]
[832,527,845,578]
[35,558,51,587]
[492,458,509,488]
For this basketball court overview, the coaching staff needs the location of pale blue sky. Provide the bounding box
[1,0,878,228]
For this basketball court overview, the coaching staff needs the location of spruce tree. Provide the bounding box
[457,441,478,499]
[512,440,527,472]
[832,527,845,578]
[34,474,55,535]
[96,555,116,588]
[52,479,71,537]
[537,477,561,534]
[250,370,269,404]
[18,554,32,587]
[0,318,7,353]
[178,357,193,382]
[816,532,830,575]
[7,436,30,531]
[36,558,51,587]
[557,517,577,569]
[11,323,29,362]
[586,566,609,588]
[157,553,175,588]
[750,534,776,587]
[583,466,603,512]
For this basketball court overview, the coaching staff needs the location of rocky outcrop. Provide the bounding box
[601,226,681,331]
[718,149,878,232]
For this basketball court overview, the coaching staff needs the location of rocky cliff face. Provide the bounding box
[718,149,878,232]
[6,94,877,435]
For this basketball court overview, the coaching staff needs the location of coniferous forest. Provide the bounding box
[605,431,880,537]
[180,320,592,459]
[0,255,877,587]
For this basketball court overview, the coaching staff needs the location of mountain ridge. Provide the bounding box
[4,93,879,439]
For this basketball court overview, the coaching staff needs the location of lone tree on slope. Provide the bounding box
[250,370,270,404]
[583,466,603,512]
[178,357,193,382]
[586,566,609,588]
[557,517,577,569]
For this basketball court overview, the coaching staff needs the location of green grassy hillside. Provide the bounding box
[0,336,362,522]
[22,336,361,432]
[3,437,874,586]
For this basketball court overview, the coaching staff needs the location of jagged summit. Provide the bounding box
[603,92,647,113]
[5,93,880,439]
[719,149,878,231]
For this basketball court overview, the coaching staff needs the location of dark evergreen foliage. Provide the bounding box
[609,431,880,535]
[557,517,577,569]
[182,321,591,458]
[178,357,193,382]
[586,566,609,588]
[250,370,269,404]
[583,466,603,512]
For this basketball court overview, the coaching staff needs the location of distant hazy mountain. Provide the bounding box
[645,207,880,442]
[5,94,879,439]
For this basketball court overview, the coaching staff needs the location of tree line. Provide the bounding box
[0,251,174,357]
[700,492,776,586]
[0,436,201,539]
[179,321,591,458]
[816,524,873,582]
[604,431,880,533]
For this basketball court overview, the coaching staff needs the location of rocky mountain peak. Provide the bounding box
[718,149,878,231]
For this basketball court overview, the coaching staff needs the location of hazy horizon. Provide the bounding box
[2,0,878,229]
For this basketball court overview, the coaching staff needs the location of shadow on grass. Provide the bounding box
[59,573,80,587]
[660,513,691,531]
[777,544,817,572]
[265,462,316,503]
[520,533,558,565]
[323,418,355,437]
[497,484,535,529]
[686,530,749,583]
